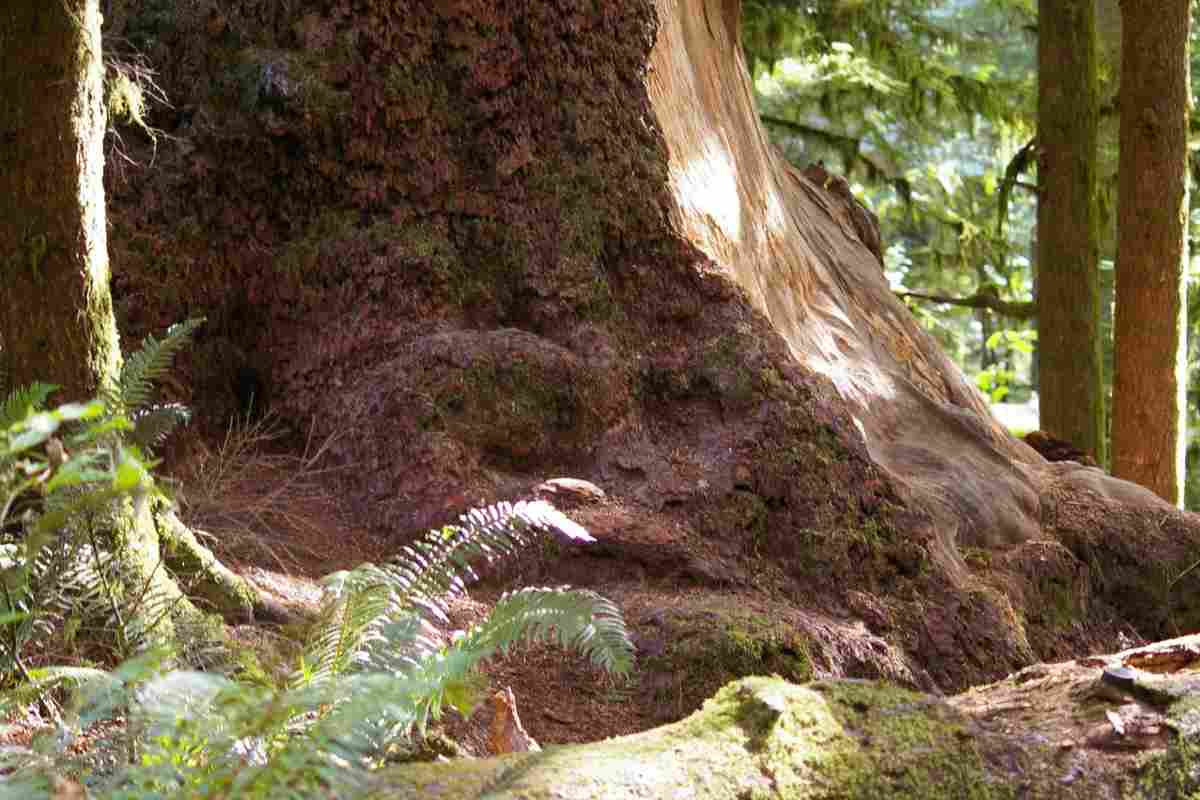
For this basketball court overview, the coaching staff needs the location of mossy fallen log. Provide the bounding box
[368,675,1117,799]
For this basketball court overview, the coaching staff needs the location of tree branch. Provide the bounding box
[997,137,1037,236]
[896,289,1036,320]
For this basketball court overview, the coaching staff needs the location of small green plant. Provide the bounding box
[104,318,203,448]
[0,498,633,797]
[0,321,202,688]
[0,318,633,795]
[0,390,154,706]
[975,328,1036,403]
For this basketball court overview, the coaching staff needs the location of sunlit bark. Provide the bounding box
[1111,0,1191,505]
[0,0,120,399]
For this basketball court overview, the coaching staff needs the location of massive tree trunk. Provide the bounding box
[0,1,279,648]
[1036,0,1105,466]
[1111,0,1191,506]
[100,0,1200,694]
[627,0,1200,673]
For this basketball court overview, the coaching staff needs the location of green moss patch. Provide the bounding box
[810,680,1016,799]
[641,603,814,720]
[370,676,1114,798]
[402,328,629,464]
[695,490,771,555]
[1132,734,1200,799]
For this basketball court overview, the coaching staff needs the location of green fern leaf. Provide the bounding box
[112,318,203,412]
[284,497,631,746]
[129,402,191,449]
[0,383,57,431]
[381,499,592,624]
[467,587,634,674]
[392,587,632,734]
[293,580,393,688]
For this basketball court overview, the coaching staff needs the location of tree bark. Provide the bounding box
[97,0,1200,692]
[0,0,120,399]
[1036,0,1105,466]
[1111,0,1191,506]
[0,1,280,649]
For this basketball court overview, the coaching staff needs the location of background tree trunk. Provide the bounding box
[1111,0,1191,505]
[0,0,120,399]
[1036,0,1104,465]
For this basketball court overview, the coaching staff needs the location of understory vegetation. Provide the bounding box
[0,327,634,798]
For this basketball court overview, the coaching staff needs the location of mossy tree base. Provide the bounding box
[89,499,288,665]
[155,506,257,622]
[89,499,224,660]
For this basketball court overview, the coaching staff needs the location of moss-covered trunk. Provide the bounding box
[0,0,120,398]
[0,1,273,651]
[1036,0,1104,466]
[371,674,1133,799]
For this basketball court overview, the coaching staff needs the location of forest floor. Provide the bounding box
[228,544,658,754]
[5,428,1196,797]
[2,421,685,766]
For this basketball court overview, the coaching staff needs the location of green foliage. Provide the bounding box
[975,329,1036,402]
[0,390,155,691]
[749,1,1200,489]
[0,383,57,432]
[749,0,1039,393]
[0,321,201,688]
[112,318,200,410]
[0,498,633,797]
[294,499,630,728]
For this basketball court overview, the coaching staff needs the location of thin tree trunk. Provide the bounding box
[0,1,280,643]
[1036,0,1104,464]
[0,0,120,400]
[1111,0,1191,505]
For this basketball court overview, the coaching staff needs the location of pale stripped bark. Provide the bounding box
[645,0,1192,580]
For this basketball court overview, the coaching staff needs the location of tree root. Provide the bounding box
[155,506,303,626]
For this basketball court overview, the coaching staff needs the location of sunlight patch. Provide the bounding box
[672,134,742,244]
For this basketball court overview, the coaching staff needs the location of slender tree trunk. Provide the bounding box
[978,310,996,371]
[1036,0,1105,464]
[1111,0,1191,505]
[0,0,120,400]
[0,1,277,642]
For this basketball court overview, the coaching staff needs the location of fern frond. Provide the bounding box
[474,587,634,674]
[131,670,240,738]
[292,580,394,689]
[112,318,202,412]
[381,499,594,624]
[128,403,191,449]
[299,669,456,755]
[0,383,57,431]
[321,588,633,739]
[298,499,600,691]
[4,665,123,718]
